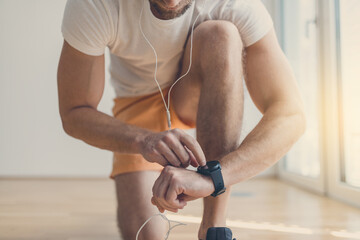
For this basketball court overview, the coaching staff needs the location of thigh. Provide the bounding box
[170,23,204,126]
[172,20,244,127]
[114,171,168,240]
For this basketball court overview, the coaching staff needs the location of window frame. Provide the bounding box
[276,0,326,195]
[275,0,360,207]
[325,0,360,208]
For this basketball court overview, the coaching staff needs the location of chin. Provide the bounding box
[149,0,193,19]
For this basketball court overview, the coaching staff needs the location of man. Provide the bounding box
[57,0,306,239]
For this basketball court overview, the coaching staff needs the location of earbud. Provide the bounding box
[166,109,171,129]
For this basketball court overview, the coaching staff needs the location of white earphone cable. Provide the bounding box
[167,10,200,113]
[136,1,205,239]
[139,1,167,112]
[138,0,203,129]
[135,213,186,240]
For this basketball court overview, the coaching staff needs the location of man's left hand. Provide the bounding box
[151,166,214,213]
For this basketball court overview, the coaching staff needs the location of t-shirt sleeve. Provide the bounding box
[61,0,118,56]
[212,0,273,47]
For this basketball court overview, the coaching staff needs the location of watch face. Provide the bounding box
[207,160,221,170]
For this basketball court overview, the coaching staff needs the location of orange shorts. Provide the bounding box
[110,87,195,179]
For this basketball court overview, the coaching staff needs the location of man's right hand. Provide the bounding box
[138,128,207,168]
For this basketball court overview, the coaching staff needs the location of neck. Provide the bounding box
[150,5,168,20]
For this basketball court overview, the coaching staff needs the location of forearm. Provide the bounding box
[61,106,150,153]
[221,102,306,187]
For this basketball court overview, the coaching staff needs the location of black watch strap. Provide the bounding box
[209,167,226,197]
[197,161,226,197]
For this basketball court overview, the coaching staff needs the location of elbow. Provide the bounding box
[59,105,83,137]
[59,110,77,137]
[59,105,92,139]
[61,116,74,137]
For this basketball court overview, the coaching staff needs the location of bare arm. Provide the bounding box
[221,29,306,186]
[57,41,150,153]
[57,41,206,166]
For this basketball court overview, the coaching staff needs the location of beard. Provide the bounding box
[148,0,194,20]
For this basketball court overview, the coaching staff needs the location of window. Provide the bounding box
[280,0,321,178]
[336,0,360,188]
[276,0,360,206]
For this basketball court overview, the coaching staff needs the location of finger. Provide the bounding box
[156,175,176,211]
[152,197,166,213]
[151,196,164,207]
[151,149,169,166]
[157,141,182,167]
[185,146,198,167]
[152,171,174,211]
[153,198,166,212]
[177,132,206,166]
[153,195,178,213]
[156,171,182,212]
[165,182,187,209]
[163,134,191,167]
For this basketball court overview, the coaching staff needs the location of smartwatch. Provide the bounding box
[197,161,226,197]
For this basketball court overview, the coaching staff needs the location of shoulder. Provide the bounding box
[62,0,119,56]
[205,0,273,47]
[208,0,268,17]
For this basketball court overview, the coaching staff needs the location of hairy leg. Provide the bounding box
[114,171,168,240]
[171,20,244,239]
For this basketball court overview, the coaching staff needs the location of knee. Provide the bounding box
[120,229,166,240]
[193,20,244,72]
[135,227,168,240]
[195,20,243,53]
[117,212,168,240]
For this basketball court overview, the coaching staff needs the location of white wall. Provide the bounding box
[0,0,115,177]
[0,0,275,177]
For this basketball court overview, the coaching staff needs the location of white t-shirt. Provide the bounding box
[61,0,273,97]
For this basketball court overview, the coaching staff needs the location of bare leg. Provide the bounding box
[114,171,168,240]
[172,20,244,239]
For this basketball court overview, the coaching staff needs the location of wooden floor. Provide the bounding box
[0,177,360,240]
